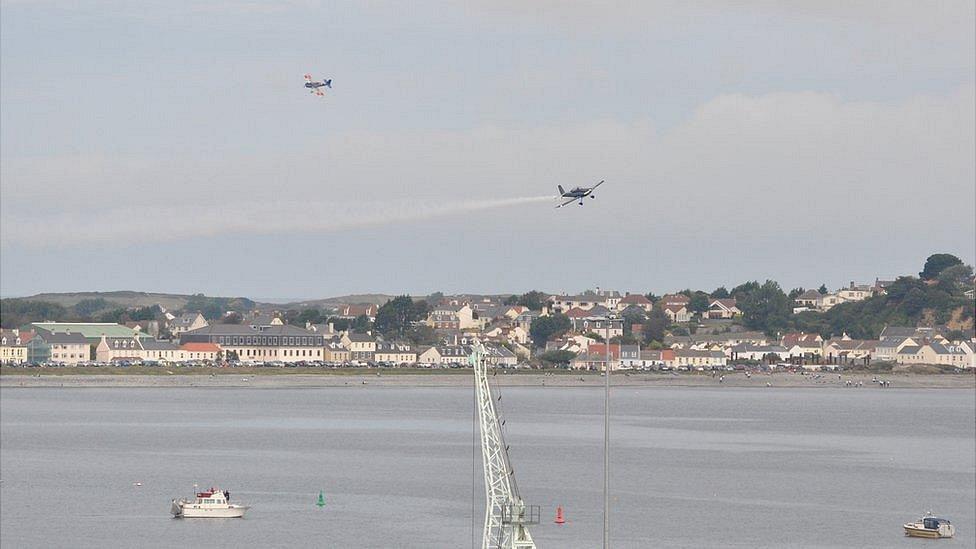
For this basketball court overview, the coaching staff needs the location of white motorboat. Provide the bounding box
[171,486,249,518]
[903,513,954,539]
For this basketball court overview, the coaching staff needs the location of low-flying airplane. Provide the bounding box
[556,180,604,208]
[303,73,332,96]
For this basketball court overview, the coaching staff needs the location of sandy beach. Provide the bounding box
[2,370,972,389]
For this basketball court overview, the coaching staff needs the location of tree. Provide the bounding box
[936,263,974,295]
[611,334,638,345]
[74,298,111,317]
[817,284,828,295]
[296,308,324,326]
[0,299,68,328]
[688,291,710,314]
[644,293,659,304]
[945,329,972,342]
[222,312,243,324]
[642,308,670,344]
[920,253,963,280]
[902,288,929,317]
[405,324,438,345]
[183,295,256,320]
[536,350,576,367]
[351,314,372,332]
[374,295,427,338]
[584,331,605,342]
[788,287,806,300]
[711,287,730,299]
[425,292,444,305]
[739,280,792,336]
[621,307,647,334]
[529,313,571,348]
[97,308,128,323]
[885,276,924,301]
[503,294,519,306]
[731,281,760,298]
[516,291,548,311]
[129,305,160,321]
[326,317,351,331]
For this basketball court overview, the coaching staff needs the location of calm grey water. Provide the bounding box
[1,386,973,548]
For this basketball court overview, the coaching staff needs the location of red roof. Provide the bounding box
[181,342,221,352]
[620,294,651,305]
[564,307,591,318]
[587,343,622,359]
[662,294,690,305]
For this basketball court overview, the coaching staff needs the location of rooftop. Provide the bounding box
[33,322,145,339]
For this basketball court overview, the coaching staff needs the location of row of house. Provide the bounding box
[549,290,742,323]
[0,323,221,365]
[665,326,975,368]
[569,343,727,370]
[793,280,889,313]
[558,324,975,371]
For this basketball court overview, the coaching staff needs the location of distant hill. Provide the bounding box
[280,294,401,308]
[23,291,200,311]
[10,291,408,314]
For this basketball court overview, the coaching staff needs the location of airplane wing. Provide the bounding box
[591,179,605,190]
[556,197,577,208]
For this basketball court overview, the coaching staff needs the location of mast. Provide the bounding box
[470,342,537,549]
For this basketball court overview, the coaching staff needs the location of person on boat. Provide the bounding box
[224,490,230,501]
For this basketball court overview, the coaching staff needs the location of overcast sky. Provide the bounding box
[2,1,973,299]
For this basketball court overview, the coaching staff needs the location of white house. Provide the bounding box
[707,299,741,319]
[169,313,208,337]
[662,304,690,323]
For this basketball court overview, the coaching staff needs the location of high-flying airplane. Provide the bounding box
[303,73,332,96]
[556,180,604,208]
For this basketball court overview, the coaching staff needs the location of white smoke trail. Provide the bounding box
[1,195,555,248]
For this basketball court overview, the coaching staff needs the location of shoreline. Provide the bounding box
[2,371,973,389]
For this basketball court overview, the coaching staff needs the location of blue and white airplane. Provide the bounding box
[303,73,332,97]
[556,180,604,208]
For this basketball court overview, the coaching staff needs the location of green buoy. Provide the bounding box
[316,491,326,507]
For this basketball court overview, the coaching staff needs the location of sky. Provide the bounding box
[1,1,974,299]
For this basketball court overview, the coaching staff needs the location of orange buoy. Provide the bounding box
[554,506,565,525]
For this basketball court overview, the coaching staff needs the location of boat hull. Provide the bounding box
[172,500,248,518]
[903,524,954,539]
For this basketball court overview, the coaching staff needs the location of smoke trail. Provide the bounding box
[2,195,555,248]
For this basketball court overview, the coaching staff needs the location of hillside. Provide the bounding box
[24,291,200,311]
[280,294,401,308]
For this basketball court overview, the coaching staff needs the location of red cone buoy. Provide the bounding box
[554,506,565,525]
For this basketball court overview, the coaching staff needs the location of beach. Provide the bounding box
[2,369,972,389]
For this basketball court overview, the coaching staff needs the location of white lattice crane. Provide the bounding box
[470,343,538,549]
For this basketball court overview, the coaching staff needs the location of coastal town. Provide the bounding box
[2,255,974,372]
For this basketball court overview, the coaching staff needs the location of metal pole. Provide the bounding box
[604,314,611,549]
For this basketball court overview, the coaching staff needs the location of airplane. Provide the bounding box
[303,73,332,96]
[555,180,604,208]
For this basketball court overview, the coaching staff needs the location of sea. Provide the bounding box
[1,385,973,548]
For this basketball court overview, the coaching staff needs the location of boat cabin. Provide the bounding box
[194,488,231,503]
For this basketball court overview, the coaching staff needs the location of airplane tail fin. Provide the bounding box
[557,185,565,195]
[324,79,332,88]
